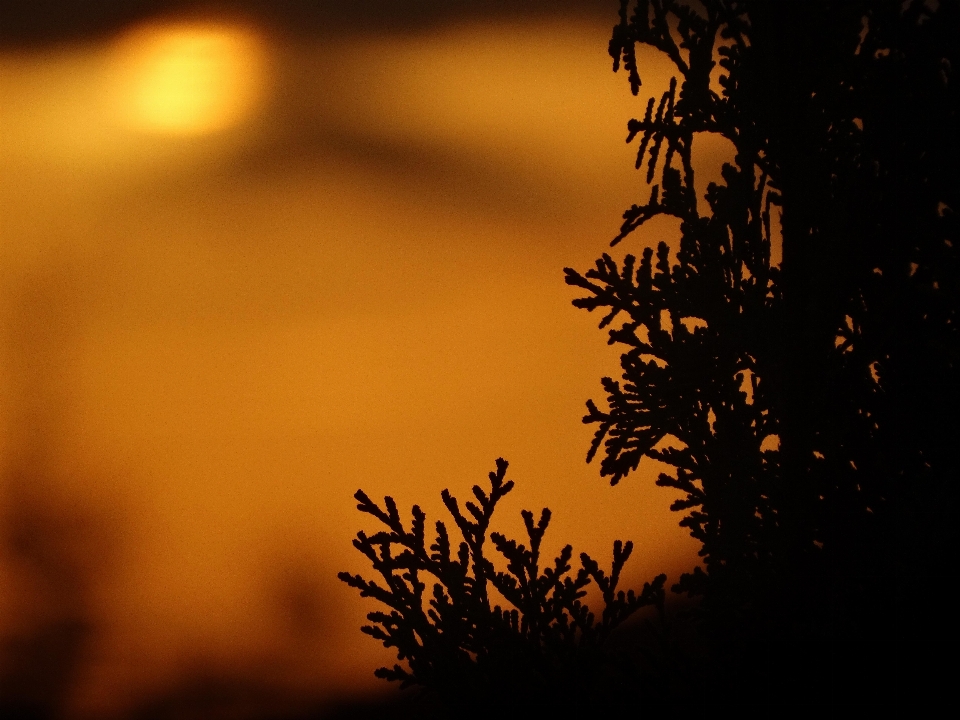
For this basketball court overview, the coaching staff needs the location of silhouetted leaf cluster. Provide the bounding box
[568,0,958,642]
[338,459,665,715]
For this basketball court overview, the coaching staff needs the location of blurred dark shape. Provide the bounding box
[0,467,114,720]
[273,569,327,640]
[0,620,89,720]
[0,263,112,719]
[126,672,316,720]
[317,695,427,720]
[339,459,669,718]
[567,0,957,654]
[0,0,613,47]
[127,681,437,720]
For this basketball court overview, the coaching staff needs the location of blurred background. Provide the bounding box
[0,2,727,717]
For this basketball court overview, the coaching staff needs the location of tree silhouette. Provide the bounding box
[343,0,958,711]
[567,0,957,645]
[338,459,666,717]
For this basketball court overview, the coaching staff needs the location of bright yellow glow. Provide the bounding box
[112,22,265,135]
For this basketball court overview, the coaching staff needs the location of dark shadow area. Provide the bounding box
[126,683,429,720]
[0,265,115,719]
[0,465,115,720]
[0,1,616,48]
[124,673,315,720]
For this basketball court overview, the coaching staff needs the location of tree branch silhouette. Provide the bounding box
[569,0,958,644]
[343,0,957,712]
[339,460,665,714]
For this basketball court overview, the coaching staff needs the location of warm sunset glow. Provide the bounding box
[0,16,707,718]
[112,22,265,135]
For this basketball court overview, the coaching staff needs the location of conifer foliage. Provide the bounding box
[565,0,788,634]
[567,0,957,641]
[338,460,665,714]
[342,0,958,710]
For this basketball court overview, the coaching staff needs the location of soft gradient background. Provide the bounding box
[0,3,731,717]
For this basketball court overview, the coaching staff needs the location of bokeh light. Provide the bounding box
[111,22,266,135]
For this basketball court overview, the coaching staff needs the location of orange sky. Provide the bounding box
[0,13,733,718]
